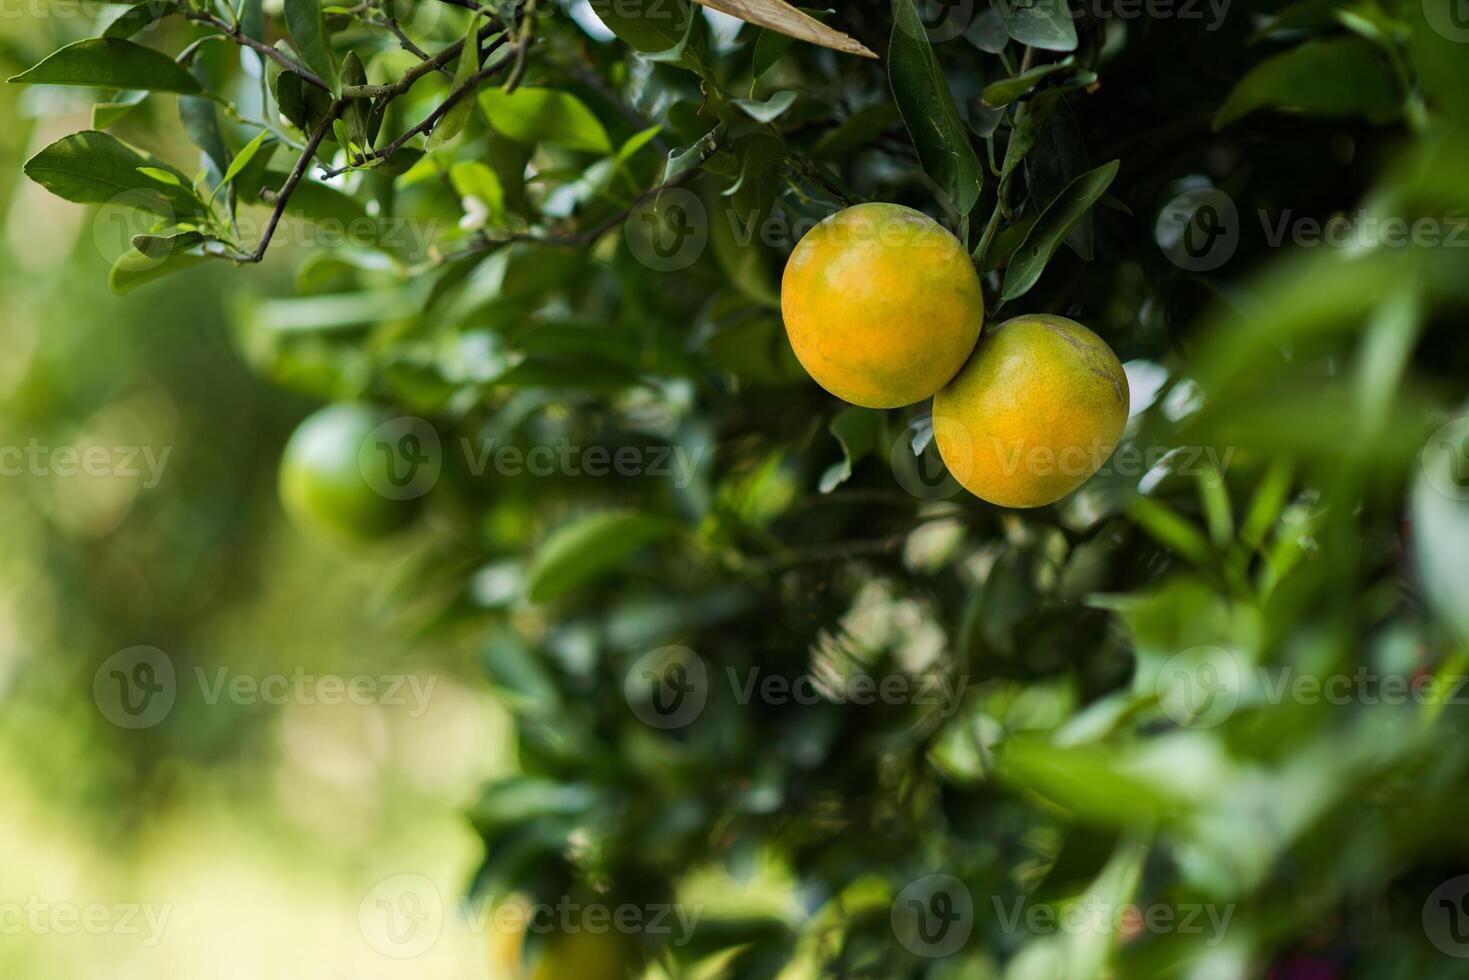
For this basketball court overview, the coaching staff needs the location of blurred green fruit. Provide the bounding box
[530,928,644,980]
[277,403,423,544]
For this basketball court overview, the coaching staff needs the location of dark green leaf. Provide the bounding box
[479,87,612,153]
[1001,158,1118,301]
[428,15,481,150]
[525,512,677,602]
[103,1,176,38]
[284,0,340,94]
[93,90,148,128]
[1001,0,1077,52]
[340,50,372,149]
[180,61,231,188]
[981,58,1074,107]
[888,0,982,215]
[819,407,881,493]
[22,130,207,219]
[588,0,706,74]
[132,230,205,258]
[8,38,201,92]
[109,246,208,295]
[1214,37,1399,129]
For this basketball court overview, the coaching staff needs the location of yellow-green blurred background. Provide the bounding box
[0,18,515,976]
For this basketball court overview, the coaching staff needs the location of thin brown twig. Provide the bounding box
[183,11,330,91]
[223,101,346,263]
[436,134,724,262]
[319,42,513,178]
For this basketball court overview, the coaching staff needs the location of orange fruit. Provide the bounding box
[932,315,1129,508]
[781,203,984,408]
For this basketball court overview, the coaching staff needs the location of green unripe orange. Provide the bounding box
[781,203,985,408]
[932,315,1129,508]
[277,403,422,544]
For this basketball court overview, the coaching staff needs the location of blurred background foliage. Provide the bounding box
[4,0,1469,977]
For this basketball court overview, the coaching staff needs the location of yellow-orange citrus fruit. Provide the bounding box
[781,203,984,409]
[932,314,1129,508]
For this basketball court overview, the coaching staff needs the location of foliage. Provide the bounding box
[9,0,1469,977]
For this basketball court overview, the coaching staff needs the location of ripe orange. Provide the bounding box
[781,203,984,408]
[932,315,1129,508]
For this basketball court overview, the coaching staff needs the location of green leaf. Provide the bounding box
[1413,420,1469,642]
[888,0,982,216]
[1214,37,1399,129]
[284,0,340,94]
[210,130,269,201]
[981,58,1075,108]
[8,38,201,93]
[274,69,308,130]
[23,130,207,219]
[479,87,612,154]
[339,50,371,148]
[752,27,796,78]
[104,1,176,38]
[180,61,231,188]
[428,14,482,150]
[132,229,205,259]
[731,90,797,123]
[1001,0,1077,52]
[450,160,505,223]
[1000,159,1118,301]
[110,247,208,295]
[1413,3,1469,127]
[136,166,184,187]
[818,407,881,494]
[588,0,706,74]
[93,90,148,128]
[525,512,676,603]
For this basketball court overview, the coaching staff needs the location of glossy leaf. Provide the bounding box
[525,512,676,602]
[428,15,482,150]
[1001,0,1077,52]
[479,87,612,154]
[888,0,982,215]
[1214,37,1399,128]
[1001,159,1119,301]
[23,130,207,218]
[284,0,340,94]
[8,37,200,92]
